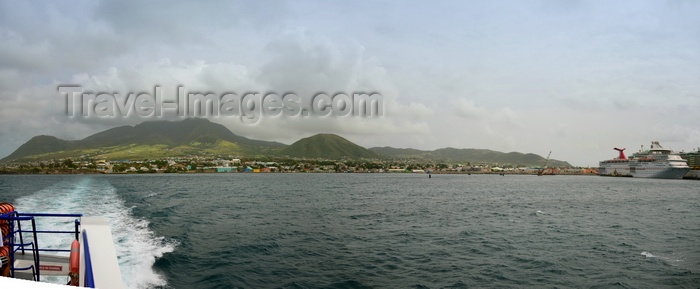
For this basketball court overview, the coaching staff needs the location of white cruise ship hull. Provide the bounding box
[631,167,691,179]
[599,163,690,179]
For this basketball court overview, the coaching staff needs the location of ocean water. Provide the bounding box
[1,174,699,288]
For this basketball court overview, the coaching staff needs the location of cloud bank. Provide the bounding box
[1,0,699,166]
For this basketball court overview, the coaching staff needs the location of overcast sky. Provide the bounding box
[1,0,699,166]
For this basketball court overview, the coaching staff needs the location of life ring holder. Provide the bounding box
[0,202,14,277]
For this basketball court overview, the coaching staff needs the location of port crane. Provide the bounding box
[537,151,552,176]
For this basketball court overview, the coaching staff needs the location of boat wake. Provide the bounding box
[13,176,176,289]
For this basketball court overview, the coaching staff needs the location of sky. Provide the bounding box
[1,0,699,167]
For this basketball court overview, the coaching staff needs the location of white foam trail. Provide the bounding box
[112,206,177,289]
[640,251,684,265]
[14,177,175,289]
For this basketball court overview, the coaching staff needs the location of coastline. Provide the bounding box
[0,169,599,176]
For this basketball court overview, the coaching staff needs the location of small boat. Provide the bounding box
[0,202,125,288]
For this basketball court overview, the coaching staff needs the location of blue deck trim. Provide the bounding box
[82,229,95,288]
[17,213,82,218]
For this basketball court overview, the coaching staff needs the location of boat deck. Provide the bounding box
[13,253,70,281]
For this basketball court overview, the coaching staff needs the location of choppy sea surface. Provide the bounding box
[1,174,699,288]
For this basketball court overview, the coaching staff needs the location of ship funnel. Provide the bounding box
[614,147,627,159]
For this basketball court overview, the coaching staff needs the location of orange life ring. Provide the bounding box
[0,203,15,278]
[0,225,8,242]
[0,247,7,266]
[0,202,13,214]
[69,239,80,286]
[0,245,9,277]
[0,202,13,221]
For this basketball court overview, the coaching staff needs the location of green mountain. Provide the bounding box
[2,119,573,167]
[1,118,284,162]
[280,134,378,159]
[3,135,75,161]
[369,146,571,167]
[78,118,284,148]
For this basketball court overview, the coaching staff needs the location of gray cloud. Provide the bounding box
[1,0,699,166]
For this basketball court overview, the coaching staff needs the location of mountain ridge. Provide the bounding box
[281,134,378,160]
[1,118,284,162]
[2,119,573,167]
[370,146,570,167]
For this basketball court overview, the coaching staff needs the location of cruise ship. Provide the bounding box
[599,141,690,179]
